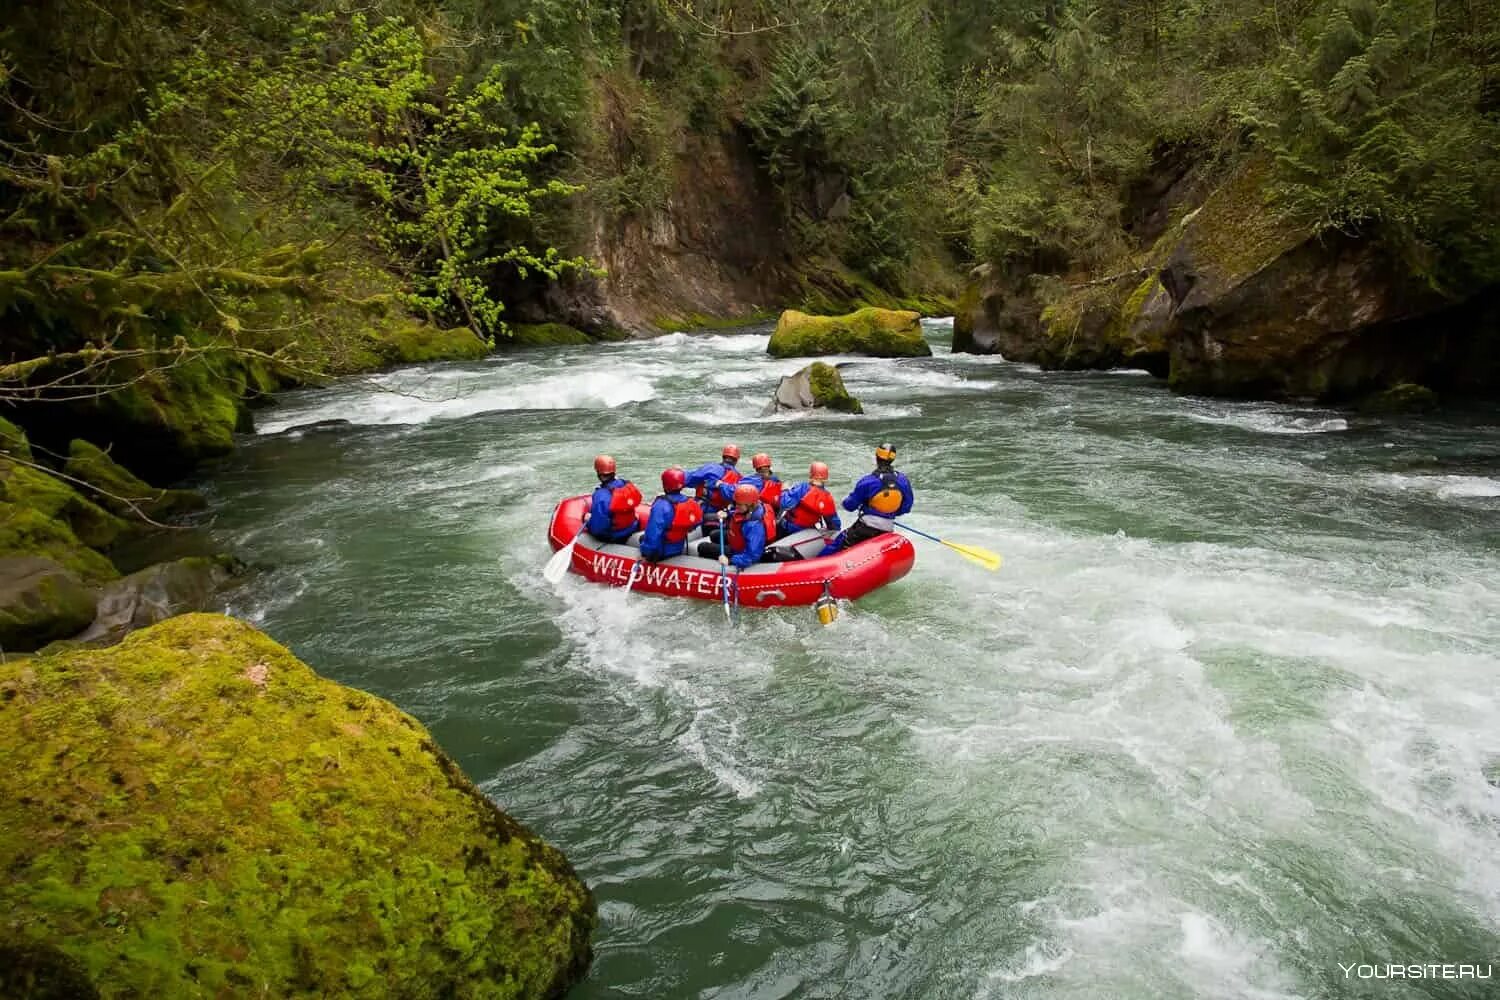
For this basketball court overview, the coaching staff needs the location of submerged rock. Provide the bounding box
[0,614,596,997]
[762,362,864,415]
[0,556,98,653]
[1355,383,1440,415]
[767,307,931,358]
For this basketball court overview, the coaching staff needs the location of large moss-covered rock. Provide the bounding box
[767,307,931,358]
[0,460,129,553]
[0,426,122,583]
[0,416,32,461]
[0,557,98,653]
[63,440,206,522]
[0,614,596,998]
[0,505,116,584]
[368,321,492,365]
[762,362,864,415]
[508,322,593,347]
[4,354,250,482]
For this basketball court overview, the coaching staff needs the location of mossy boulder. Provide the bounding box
[508,322,593,347]
[762,362,864,415]
[0,557,98,653]
[0,416,32,461]
[367,321,492,365]
[0,614,596,997]
[0,504,117,584]
[63,440,206,522]
[767,308,931,358]
[1356,383,1440,414]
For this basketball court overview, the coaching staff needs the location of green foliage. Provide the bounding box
[1242,0,1500,290]
[181,12,590,337]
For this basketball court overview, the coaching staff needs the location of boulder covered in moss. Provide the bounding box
[0,416,32,461]
[507,322,593,347]
[63,440,206,522]
[0,556,98,653]
[368,321,492,365]
[0,424,121,584]
[763,362,863,415]
[767,307,931,358]
[0,614,596,998]
[1355,382,1440,414]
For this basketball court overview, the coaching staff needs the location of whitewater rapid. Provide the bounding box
[212,320,1500,998]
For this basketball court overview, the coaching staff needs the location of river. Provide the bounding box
[203,320,1500,998]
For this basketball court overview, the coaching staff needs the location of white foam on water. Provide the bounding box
[677,705,763,799]
[977,941,1075,987]
[1181,407,1349,435]
[1370,473,1500,500]
[622,331,770,354]
[257,369,657,431]
[850,366,996,392]
[921,315,955,328]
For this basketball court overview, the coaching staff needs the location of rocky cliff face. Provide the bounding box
[955,159,1500,402]
[508,128,802,335]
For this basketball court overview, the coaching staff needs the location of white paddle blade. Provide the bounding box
[543,537,578,584]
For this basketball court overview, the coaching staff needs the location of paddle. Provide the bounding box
[717,511,733,623]
[892,521,1003,572]
[544,527,584,584]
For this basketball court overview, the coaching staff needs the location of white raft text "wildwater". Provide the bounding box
[1339,964,1492,980]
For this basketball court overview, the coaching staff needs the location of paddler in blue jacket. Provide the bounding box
[818,443,913,555]
[684,443,742,520]
[639,467,703,562]
[586,454,643,543]
[695,482,773,568]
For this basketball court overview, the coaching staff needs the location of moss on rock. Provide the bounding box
[0,557,99,653]
[63,441,206,522]
[0,463,129,551]
[0,504,116,584]
[807,362,864,413]
[1356,383,1440,414]
[0,614,596,998]
[0,417,32,461]
[767,308,931,358]
[368,321,492,364]
[508,322,593,347]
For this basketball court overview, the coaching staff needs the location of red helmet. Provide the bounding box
[594,454,617,476]
[732,482,760,506]
[661,466,686,492]
[752,452,772,471]
[722,443,741,462]
[809,461,830,481]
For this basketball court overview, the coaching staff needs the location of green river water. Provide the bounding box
[203,320,1500,998]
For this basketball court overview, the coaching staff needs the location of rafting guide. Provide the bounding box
[543,441,1002,621]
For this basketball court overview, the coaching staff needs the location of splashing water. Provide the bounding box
[206,320,1500,998]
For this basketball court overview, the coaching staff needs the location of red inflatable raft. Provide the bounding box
[546,495,915,608]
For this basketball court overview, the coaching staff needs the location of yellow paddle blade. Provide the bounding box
[941,540,1002,572]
